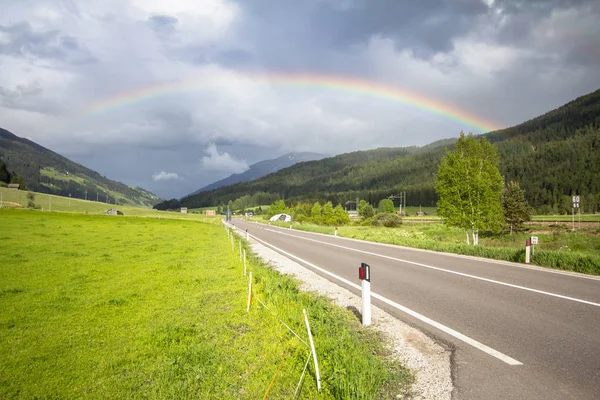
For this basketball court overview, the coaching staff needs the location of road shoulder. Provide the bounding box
[246,234,454,399]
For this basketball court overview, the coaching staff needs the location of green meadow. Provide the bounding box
[0,209,412,399]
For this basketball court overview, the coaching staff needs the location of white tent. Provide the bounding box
[269,213,292,222]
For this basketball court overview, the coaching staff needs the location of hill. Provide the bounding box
[0,128,160,207]
[189,152,326,195]
[158,88,600,214]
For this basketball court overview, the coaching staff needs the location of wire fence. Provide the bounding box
[222,221,321,399]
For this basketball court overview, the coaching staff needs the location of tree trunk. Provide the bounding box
[472,229,479,245]
[465,230,470,245]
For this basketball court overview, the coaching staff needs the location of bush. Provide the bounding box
[371,213,402,227]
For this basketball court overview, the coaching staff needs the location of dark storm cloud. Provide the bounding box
[147,15,178,34]
[237,0,489,61]
[0,22,95,64]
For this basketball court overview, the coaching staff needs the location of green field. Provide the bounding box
[0,209,412,398]
[0,188,218,221]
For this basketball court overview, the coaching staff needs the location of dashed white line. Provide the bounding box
[263,228,600,308]
[248,232,523,366]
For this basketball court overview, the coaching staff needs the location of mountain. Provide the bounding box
[188,152,327,195]
[0,128,160,207]
[160,88,600,214]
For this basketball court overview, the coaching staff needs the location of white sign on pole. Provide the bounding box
[531,236,538,245]
[572,195,580,208]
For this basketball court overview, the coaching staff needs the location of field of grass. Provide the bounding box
[531,214,600,222]
[0,188,222,222]
[0,209,412,398]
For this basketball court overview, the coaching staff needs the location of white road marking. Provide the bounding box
[261,227,600,308]
[253,221,600,282]
[247,231,523,366]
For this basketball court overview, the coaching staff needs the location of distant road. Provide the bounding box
[233,219,600,400]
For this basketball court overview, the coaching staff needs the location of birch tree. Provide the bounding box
[435,132,503,245]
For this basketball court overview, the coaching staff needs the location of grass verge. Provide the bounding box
[263,219,600,275]
[0,209,412,398]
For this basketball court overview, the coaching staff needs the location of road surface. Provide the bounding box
[232,219,600,399]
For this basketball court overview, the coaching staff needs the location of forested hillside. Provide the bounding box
[0,128,160,207]
[158,89,600,214]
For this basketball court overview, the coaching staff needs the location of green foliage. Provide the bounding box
[359,203,375,220]
[0,161,10,183]
[436,132,504,238]
[333,204,351,225]
[371,213,403,227]
[503,181,531,233]
[10,174,26,189]
[310,201,322,223]
[26,192,35,208]
[322,201,334,223]
[268,199,286,216]
[378,198,395,214]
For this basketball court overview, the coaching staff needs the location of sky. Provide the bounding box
[1,0,599,199]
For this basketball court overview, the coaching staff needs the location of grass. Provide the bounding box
[532,214,600,222]
[0,209,412,398]
[0,188,223,222]
[262,218,600,275]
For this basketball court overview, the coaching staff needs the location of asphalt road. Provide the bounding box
[232,219,600,399]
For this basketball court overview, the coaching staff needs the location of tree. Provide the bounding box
[10,174,26,190]
[378,198,395,214]
[0,161,11,183]
[269,199,286,216]
[359,203,375,220]
[27,191,36,208]
[310,202,322,223]
[333,204,351,225]
[503,181,531,234]
[322,201,334,224]
[435,132,503,245]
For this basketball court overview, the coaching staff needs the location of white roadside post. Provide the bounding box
[303,309,321,391]
[359,262,372,326]
[525,238,531,264]
[334,227,338,237]
[246,229,249,240]
[246,271,253,312]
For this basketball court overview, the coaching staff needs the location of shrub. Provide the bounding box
[371,213,402,227]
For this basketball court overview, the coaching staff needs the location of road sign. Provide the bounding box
[531,236,538,245]
[572,195,580,209]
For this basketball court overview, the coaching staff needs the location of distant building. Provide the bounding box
[180,207,188,214]
[7,184,19,190]
[205,209,215,216]
[105,208,124,215]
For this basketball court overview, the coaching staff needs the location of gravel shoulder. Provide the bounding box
[235,228,453,399]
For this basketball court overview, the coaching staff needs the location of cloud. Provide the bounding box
[152,171,183,181]
[0,0,599,199]
[201,143,249,173]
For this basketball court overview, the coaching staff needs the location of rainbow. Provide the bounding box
[83,72,500,133]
